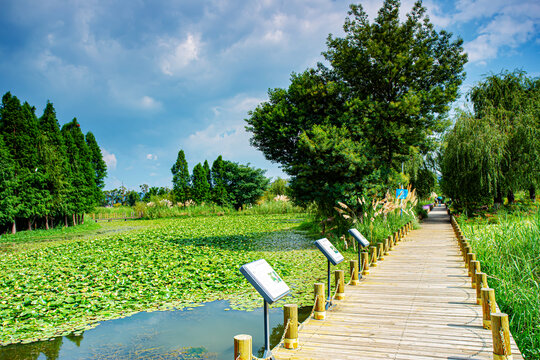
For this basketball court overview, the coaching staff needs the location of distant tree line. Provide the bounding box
[0,92,107,233]
[171,150,270,209]
[440,70,540,211]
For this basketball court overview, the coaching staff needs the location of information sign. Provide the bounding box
[396,189,408,199]
[348,228,370,247]
[315,238,344,266]
[240,259,290,304]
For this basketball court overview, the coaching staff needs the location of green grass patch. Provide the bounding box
[458,209,540,359]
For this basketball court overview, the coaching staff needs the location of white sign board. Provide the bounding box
[348,228,370,247]
[240,259,290,304]
[315,238,344,266]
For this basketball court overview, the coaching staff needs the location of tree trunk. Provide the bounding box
[11,221,16,234]
[73,213,77,226]
[45,215,49,230]
[494,188,503,205]
[65,214,68,227]
[28,219,32,231]
[81,213,84,224]
[507,190,515,204]
[529,186,536,202]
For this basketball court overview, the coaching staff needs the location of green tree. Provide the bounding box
[39,101,70,229]
[203,159,212,189]
[0,93,50,230]
[469,70,540,203]
[211,155,229,206]
[61,119,97,224]
[191,163,210,204]
[246,0,467,215]
[222,161,269,209]
[0,134,18,233]
[440,111,505,212]
[86,131,107,204]
[171,150,190,204]
[126,190,140,206]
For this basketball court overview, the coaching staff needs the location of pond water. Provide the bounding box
[0,301,311,360]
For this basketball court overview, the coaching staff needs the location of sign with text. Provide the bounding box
[348,228,370,247]
[396,189,408,200]
[240,259,290,304]
[315,238,344,266]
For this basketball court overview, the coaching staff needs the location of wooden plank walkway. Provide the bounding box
[273,206,523,360]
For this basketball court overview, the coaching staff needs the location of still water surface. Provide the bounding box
[0,300,310,360]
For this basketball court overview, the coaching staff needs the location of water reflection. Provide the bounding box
[0,301,311,360]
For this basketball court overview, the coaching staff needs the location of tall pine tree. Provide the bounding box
[0,134,18,233]
[191,163,210,204]
[211,155,229,206]
[171,150,190,204]
[86,131,107,204]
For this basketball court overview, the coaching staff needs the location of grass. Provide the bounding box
[458,209,540,360]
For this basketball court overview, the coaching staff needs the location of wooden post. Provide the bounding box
[387,235,393,251]
[234,334,252,360]
[361,252,369,275]
[467,253,476,276]
[476,272,487,305]
[491,313,512,360]
[283,304,298,349]
[378,243,384,260]
[393,232,398,245]
[350,260,359,285]
[471,260,481,288]
[370,246,378,267]
[481,288,496,329]
[335,270,345,300]
[314,283,326,320]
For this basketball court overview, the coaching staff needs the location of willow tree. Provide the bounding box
[246,0,467,214]
[440,111,505,211]
[469,70,540,202]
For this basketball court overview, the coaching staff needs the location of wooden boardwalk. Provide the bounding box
[273,206,523,360]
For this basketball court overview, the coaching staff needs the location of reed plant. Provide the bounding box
[459,209,540,359]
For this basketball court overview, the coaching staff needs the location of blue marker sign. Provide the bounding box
[396,189,408,199]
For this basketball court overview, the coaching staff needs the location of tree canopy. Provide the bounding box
[441,70,540,210]
[0,92,107,233]
[246,0,467,214]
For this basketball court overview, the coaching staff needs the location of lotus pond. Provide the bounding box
[1,214,348,348]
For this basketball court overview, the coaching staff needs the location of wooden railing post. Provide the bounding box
[335,270,345,300]
[314,283,326,320]
[361,252,369,276]
[481,288,496,329]
[387,235,393,251]
[234,334,252,360]
[378,243,384,261]
[476,272,487,305]
[467,253,476,277]
[491,313,512,360]
[350,260,359,285]
[283,304,298,349]
[370,246,378,267]
[471,260,481,288]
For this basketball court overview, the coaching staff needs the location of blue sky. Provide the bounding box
[1,0,539,190]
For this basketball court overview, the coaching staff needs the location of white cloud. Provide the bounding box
[159,33,202,76]
[101,148,117,170]
[146,153,158,160]
[183,95,266,161]
[140,96,162,110]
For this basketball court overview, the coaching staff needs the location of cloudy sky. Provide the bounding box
[1,0,539,190]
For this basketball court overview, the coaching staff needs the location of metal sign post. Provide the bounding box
[348,228,370,279]
[240,259,290,360]
[315,238,344,310]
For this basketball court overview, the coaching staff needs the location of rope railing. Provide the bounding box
[449,206,515,359]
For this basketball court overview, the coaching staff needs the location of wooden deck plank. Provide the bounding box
[273,206,523,360]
